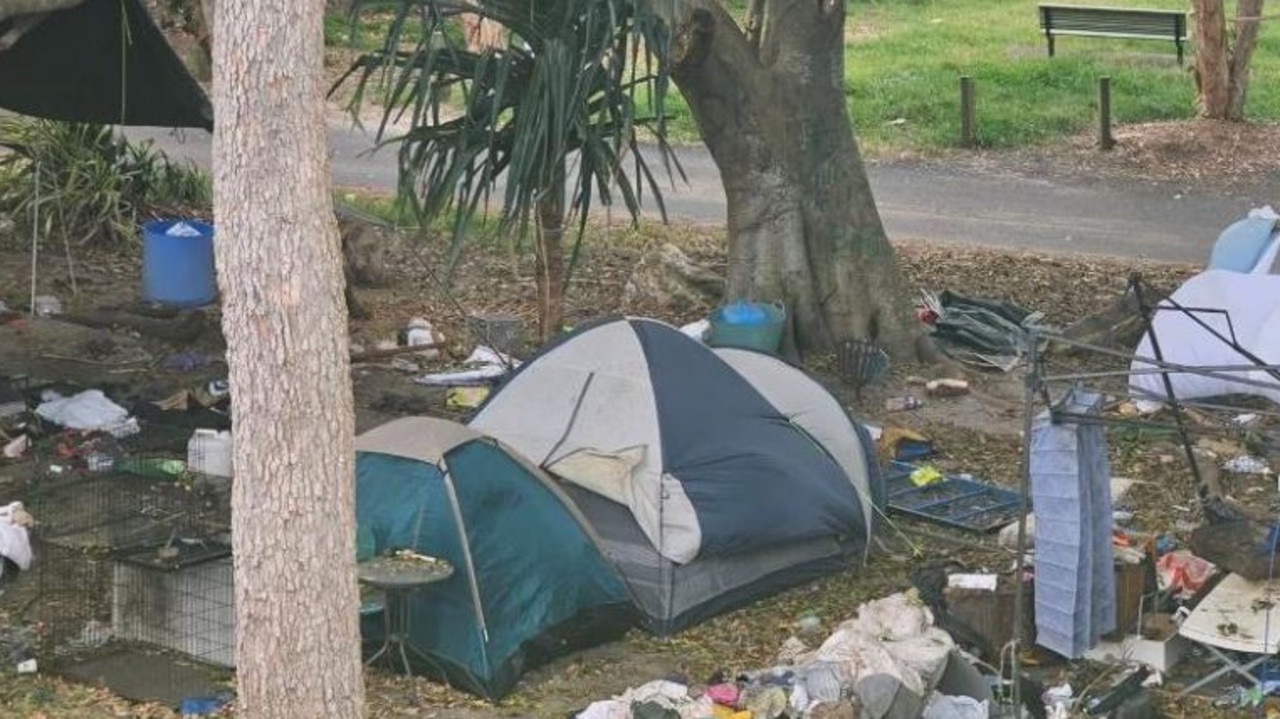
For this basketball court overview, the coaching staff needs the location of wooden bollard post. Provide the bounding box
[1098,76,1114,151]
[960,76,975,148]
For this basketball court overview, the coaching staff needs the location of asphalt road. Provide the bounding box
[126,122,1278,265]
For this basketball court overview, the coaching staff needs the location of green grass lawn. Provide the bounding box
[656,0,1279,153]
[331,1,1279,155]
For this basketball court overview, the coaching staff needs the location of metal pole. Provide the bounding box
[960,76,976,148]
[29,163,39,317]
[1011,329,1040,714]
[1131,274,1206,502]
[1098,77,1114,151]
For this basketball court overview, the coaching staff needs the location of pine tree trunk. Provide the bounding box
[1193,0,1231,118]
[535,185,567,342]
[670,2,920,358]
[212,0,364,716]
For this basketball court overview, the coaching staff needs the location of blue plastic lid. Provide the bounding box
[720,301,768,326]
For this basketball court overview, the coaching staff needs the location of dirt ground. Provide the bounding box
[0,210,1261,718]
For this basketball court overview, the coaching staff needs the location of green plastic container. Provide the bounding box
[708,300,786,354]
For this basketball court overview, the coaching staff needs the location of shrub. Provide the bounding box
[0,119,211,247]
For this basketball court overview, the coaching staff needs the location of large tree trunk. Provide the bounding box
[1194,0,1265,120]
[212,0,364,717]
[669,1,919,358]
[535,183,567,342]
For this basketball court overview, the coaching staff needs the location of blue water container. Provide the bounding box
[142,219,216,307]
[708,300,787,354]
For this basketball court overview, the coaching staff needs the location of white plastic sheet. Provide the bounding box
[35,389,138,437]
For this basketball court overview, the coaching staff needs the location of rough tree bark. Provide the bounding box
[1193,0,1266,120]
[212,0,364,716]
[668,0,920,358]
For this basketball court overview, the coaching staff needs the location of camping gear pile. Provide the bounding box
[573,591,990,719]
[354,318,884,698]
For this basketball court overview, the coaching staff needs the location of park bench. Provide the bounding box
[1038,4,1189,65]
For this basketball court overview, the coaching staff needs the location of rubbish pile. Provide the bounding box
[575,591,991,719]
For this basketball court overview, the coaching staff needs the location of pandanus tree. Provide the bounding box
[338,0,678,341]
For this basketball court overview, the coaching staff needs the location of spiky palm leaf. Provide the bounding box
[336,0,680,273]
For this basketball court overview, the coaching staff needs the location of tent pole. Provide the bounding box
[1011,328,1040,714]
[441,461,491,652]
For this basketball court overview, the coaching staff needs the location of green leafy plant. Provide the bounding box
[0,118,211,247]
[334,0,680,339]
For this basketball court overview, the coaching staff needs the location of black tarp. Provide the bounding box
[0,0,212,129]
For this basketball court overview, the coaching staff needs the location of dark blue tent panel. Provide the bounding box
[633,320,865,556]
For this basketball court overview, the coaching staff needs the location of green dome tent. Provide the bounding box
[354,417,633,699]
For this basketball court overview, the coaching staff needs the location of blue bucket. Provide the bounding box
[708,300,787,354]
[142,219,215,307]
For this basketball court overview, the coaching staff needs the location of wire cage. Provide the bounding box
[24,436,232,663]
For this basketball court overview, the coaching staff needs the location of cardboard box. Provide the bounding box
[1084,632,1188,672]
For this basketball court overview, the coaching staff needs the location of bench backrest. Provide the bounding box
[1039,4,1187,37]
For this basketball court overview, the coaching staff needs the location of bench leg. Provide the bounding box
[1047,33,1055,58]
[1176,40,1184,67]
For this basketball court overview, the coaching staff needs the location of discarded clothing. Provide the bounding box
[35,389,138,437]
[0,502,33,575]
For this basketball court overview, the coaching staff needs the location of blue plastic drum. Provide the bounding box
[142,219,216,307]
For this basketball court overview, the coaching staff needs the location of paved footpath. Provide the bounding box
[127,122,1279,265]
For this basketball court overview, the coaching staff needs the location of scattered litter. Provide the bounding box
[35,389,139,437]
[947,573,998,591]
[679,319,710,341]
[910,465,945,487]
[1235,413,1261,426]
[0,502,34,578]
[705,683,738,706]
[573,590,988,719]
[16,658,36,674]
[188,429,233,478]
[926,378,970,398]
[178,695,228,717]
[921,290,1048,371]
[389,356,419,373]
[1042,683,1073,719]
[1224,455,1271,475]
[877,426,933,463]
[794,613,823,636]
[885,395,922,412]
[446,386,490,411]
[416,346,520,386]
[33,294,62,317]
[2,435,27,458]
[1156,550,1216,598]
[161,351,213,373]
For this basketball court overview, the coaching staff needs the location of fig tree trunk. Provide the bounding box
[668,0,920,358]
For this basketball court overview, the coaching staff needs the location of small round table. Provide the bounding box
[357,555,454,676]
